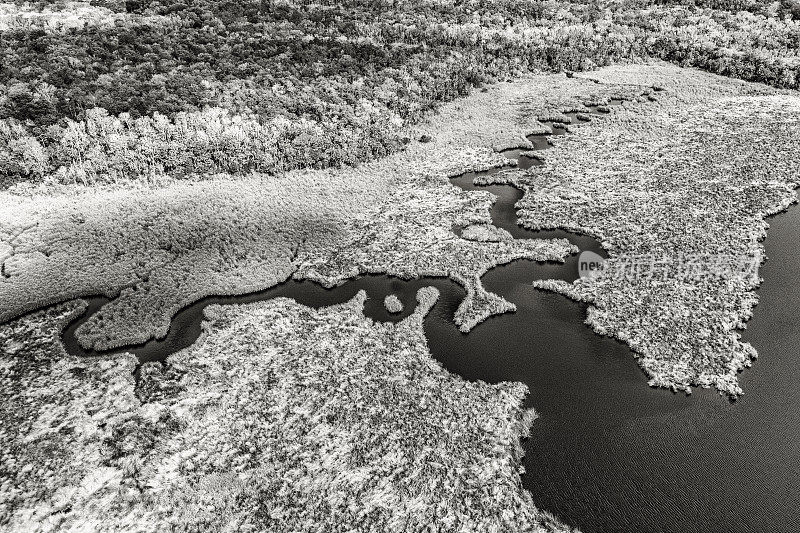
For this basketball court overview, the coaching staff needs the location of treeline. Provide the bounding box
[0,1,636,124]
[653,0,800,19]
[1,0,799,186]
[621,2,800,88]
[2,104,405,186]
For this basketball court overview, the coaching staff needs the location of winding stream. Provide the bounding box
[62,106,609,362]
[59,103,800,533]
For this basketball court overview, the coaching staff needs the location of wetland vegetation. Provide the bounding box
[2,2,800,532]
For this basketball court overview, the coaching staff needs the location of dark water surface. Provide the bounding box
[428,199,800,533]
[62,276,464,363]
[60,103,800,532]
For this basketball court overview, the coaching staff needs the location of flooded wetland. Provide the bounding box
[57,103,800,532]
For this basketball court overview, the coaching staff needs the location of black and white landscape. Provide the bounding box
[1,1,800,532]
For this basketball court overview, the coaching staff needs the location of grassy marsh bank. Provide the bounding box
[1,69,632,350]
[0,290,574,532]
[518,65,800,397]
[3,63,800,533]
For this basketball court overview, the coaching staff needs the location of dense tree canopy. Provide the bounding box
[1,0,799,186]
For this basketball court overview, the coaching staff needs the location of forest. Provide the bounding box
[1,0,799,186]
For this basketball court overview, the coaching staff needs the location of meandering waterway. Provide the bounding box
[59,105,800,533]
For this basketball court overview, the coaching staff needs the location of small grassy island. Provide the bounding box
[383,294,403,314]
